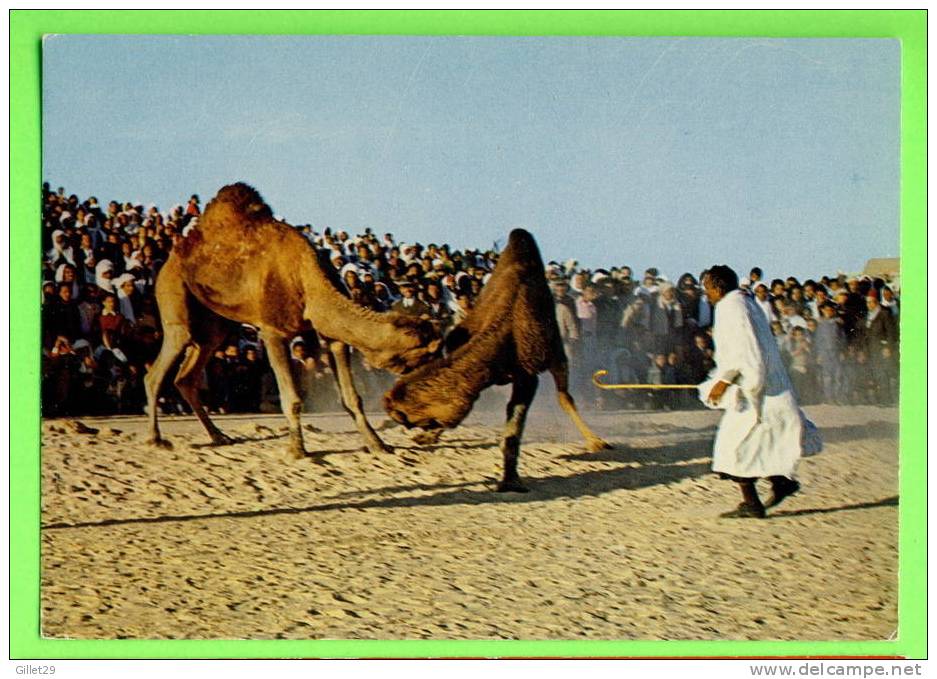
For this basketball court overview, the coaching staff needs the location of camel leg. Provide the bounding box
[327,341,393,455]
[144,322,190,448]
[552,361,611,452]
[497,373,538,493]
[144,255,195,448]
[262,335,306,460]
[173,315,234,446]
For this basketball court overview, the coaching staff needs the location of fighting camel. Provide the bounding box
[144,183,441,459]
[383,228,611,492]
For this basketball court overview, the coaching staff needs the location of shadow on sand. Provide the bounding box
[770,495,898,518]
[43,420,896,532]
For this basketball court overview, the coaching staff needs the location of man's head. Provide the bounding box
[425,281,442,301]
[456,292,473,311]
[754,283,769,301]
[819,302,837,319]
[701,265,738,305]
[291,340,307,360]
[551,279,570,300]
[582,285,599,302]
[803,281,817,298]
[749,267,763,283]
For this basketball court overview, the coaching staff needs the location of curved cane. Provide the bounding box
[592,369,699,390]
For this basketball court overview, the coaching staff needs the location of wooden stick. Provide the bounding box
[592,370,700,390]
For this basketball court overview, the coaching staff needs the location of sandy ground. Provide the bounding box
[40,394,898,641]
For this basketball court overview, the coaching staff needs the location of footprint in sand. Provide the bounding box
[65,420,99,435]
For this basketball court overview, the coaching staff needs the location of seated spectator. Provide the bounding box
[46,282,83,346]
[779,301,808,334]
[392,281,430,317]
[685,333,715,384]
[423,280,452,328]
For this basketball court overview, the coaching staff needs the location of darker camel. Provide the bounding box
[144,183,441,459]
[383,228,611,492]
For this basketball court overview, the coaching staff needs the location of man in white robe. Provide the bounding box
[701,265,804,519]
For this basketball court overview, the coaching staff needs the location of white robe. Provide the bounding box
[701,289,804,479]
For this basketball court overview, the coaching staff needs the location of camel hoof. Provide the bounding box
[588,438,613,452]
[146,437,173,450]
[371,442,395,455]
[496,478,530,493]
[289,447,307,461]
[308,453,331,466]
[211,434,235,446]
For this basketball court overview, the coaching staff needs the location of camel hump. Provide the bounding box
[507,228,536,249]
[204,183,274,224]
[503,228,545,272]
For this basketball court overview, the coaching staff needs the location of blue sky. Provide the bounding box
[42,35,899,281]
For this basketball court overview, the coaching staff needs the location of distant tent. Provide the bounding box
[863,258,900,286]
[863,258,899,277]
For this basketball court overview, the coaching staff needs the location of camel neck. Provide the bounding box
[300,265,411,351]
[406,324,501,409]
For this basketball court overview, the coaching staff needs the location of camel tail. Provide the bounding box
[200,182,275,232]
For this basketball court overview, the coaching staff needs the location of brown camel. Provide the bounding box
[144,183,441,459]
[383,228,611,492]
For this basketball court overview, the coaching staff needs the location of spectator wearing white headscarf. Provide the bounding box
[113,273,143,325]
[95,259,115,293]
[47,229,75,267]
[54,263,81,301]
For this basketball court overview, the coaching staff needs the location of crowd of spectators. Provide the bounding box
[41,184,900,418]
[549,265,899,410]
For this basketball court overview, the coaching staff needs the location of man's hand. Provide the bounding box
[707,380,730,405]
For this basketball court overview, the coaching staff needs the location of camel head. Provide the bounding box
[363,317,443,375]
[383,378,472,431]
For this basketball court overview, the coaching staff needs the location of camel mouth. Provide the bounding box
[389,408,413,429]
[387,408,441,431]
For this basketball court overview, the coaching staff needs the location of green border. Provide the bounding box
[11,9,926,660]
